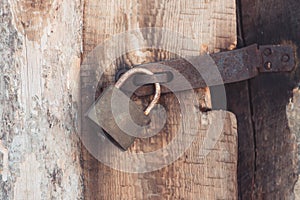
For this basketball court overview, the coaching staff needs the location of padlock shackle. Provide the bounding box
[115,68,161,115]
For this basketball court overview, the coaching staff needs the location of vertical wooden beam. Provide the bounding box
[81,0,238,199]
[0,0,83,199]
[235,0,300,198]
[226,81,255,199]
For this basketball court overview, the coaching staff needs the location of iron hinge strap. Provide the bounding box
[117,44,296,96]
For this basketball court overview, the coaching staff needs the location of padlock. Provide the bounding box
[85,68,161,150]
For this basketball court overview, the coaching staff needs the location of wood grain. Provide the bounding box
[81,0,238,199]
[0,0,83,199]
[226,81,255,199]
[236,0,300,199]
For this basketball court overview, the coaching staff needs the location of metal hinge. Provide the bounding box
[117,44,295,96]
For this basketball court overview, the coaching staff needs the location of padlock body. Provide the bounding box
[86,86,150,150]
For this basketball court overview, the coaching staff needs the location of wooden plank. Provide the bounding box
[249,74,298,199]
[81,0,238,199]
[223,2,256,198]
[225,81,255,199]
[287,88,300,199]
[0,0,83,199]
[86,111,238,200]
[239,0,300,198]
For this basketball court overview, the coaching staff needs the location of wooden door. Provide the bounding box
[4,0,300,199]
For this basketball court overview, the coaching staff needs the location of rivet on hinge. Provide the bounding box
[264,61,272,70]
[281,54,290,62]
[263,48,272,56]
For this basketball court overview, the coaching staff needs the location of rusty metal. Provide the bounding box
[117,44,295,96]
[133,72,173,86]
[83,43,295,150]
[115,67,161,115]
[85,86,150,150]
[258,45,295,72]
[86,68,161,151]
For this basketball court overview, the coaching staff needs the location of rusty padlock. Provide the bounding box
[85,68,161,150]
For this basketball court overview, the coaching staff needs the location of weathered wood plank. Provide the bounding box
[224,3,256,198]
[0,0,83,199]
[287,88,300,199]
[239,0,300,198]
[86,111,238,200]
[81,0,238,199]
[225,81,255,199]
[250,74,298,199]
